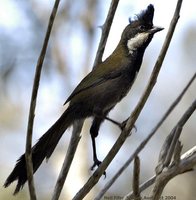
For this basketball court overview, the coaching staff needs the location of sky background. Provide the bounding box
[0,0,195,199]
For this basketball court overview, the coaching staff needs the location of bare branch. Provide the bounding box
[132,156,141,200]
[93,0,120,67]
[25,0,61,199]
[163,127,182,167]
[156,126,183,174]
[173,140,183,165]
[95,73,195,200]
[51,120,83,200]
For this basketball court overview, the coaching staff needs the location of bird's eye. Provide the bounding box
[139,25,146,31]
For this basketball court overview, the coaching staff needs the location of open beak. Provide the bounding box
[149,26,164,34]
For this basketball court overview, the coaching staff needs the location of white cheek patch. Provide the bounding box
[127,32,149,54]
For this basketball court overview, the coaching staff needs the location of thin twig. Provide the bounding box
[163,126,183,167]
[124,176,156,200]
[173,140,183,165]
[93,0,120,67]
[95,73,195,200]
[25,0,61,199]
[132,156,141,200]
[51,120,83,200]
[52,0,119,199]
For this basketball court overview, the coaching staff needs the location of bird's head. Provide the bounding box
[121,4,163,54]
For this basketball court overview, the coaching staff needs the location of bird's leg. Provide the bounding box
[105,116,123,129]
[90,109,136,175]
[90,133,101,168]
[93,112,123,130]
[90,115,106,176]
[105,116,137,132]
[94,110,137,132]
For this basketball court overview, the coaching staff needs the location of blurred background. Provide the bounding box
[0,0,195,199]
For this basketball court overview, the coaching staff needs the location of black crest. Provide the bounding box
[129,4,154,25]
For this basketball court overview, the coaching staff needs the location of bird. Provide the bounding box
[4,4,163,194]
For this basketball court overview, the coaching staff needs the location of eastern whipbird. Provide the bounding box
[4,4,163,194]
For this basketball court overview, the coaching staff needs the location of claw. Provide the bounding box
[91,160,101,170]
[91,159,106,177]
[120,119,137,131]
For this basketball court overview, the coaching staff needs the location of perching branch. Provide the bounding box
[73,0,183,199]
[25,0,61,199]
[95,73,195,200]
[51,0,120,199]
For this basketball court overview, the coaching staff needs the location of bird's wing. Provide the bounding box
[64,66,123,105]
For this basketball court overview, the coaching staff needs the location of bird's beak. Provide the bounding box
[149,26,164,34]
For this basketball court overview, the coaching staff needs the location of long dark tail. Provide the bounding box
[4,104,82,194]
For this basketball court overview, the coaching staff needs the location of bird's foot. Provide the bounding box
[91,159,106,177]
[119,119,137,136]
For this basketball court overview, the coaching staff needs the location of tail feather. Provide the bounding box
[4,105,79,194]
